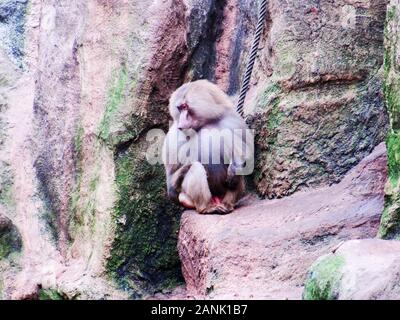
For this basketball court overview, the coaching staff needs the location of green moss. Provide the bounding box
[383,48,391,78]
[70,171,99,239]
[0,222,22,260]
[38,287,81,300]
[0,238,13,260]
[0,161,15,211]
[249,82,286,194]
[89,174,100,192]
[69,121,102,239]
[380,5,400,239]
[38,288,66,300]
[256,83,281,109]
[387,131,400,188]
[74,125,84,157]
[303,254,345,300]
[387,6,397,22]
[106,140,183,295]
[379,185,400,239]
[267,99,283,130]
[70,125,84,211]
[384,82,400,131]
[0,181,14,210]
[68,124,85,237]
[98,67,129,143]
[254,83,284,143]
[276,47,297,78]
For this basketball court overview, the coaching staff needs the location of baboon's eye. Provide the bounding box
[177,103,189,112]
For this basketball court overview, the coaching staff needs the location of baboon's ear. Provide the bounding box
[169,82,190,120]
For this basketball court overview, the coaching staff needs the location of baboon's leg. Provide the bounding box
[181,162,237,214]
[178,192,195,209]
[167,164,191,201]
[222,176,245,212]
[180,162,212,213]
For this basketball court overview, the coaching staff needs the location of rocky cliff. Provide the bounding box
[379,0,400,239]
[0,0,395,300]
[302,0,400,300]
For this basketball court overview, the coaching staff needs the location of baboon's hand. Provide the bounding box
[227,161,245,187]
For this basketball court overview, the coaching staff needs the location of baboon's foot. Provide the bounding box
[179,192,195,209]
[200,203,232,215]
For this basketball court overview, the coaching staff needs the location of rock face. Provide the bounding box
[379,0,400,239]
[0,0,390,299]
[0,214,21,261]
[302,0,400,301]
[0,214,21,299]
[0,0,259,299]
[0,0,27,68]
[178,143,387,299]
[247,0,388,198]
[303,239,400,300]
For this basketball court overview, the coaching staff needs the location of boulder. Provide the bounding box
[178,143,387,299]
[304,239,400,300]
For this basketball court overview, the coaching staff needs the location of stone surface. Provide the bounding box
[0,0,258,298]
[304,239,400,300]
[379,0,400,239]
[0,214,21,299]
[0,0,27,67]
[178,143,387,299]
[301,1,400,301]
[0,214,21,260]
[246,0,388,198]
[0,0,391,299]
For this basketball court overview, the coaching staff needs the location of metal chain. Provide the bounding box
[236,0,268,117]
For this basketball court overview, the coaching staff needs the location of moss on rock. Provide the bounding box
[38,288,64,300]
[0,161,15,212]
[248,0,387,199]
[38,288,71,300]
[0,215,22,260]
[93,56,185,295]
[303,254,345,300]
[98,67,129,144]
[0,0,28,68]
[379,4,400,239]
[106,138,183,296]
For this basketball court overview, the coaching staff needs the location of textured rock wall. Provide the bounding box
[0,0,258,298]
[0,0,390,299]
[379,0,400,239]
[303,2,400,298]
[0,0,27,68]
[247,0,388,198]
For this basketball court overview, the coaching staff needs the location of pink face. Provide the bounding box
[177,103,199,130]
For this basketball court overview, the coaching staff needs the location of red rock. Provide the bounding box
[304,239,400,300]
[178,143,387,299]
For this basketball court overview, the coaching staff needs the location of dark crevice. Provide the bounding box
[186,0,227,82]
[33,155,60,244]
